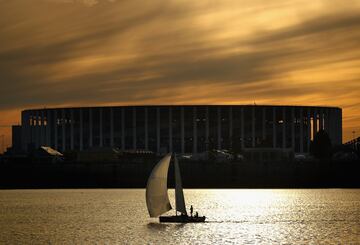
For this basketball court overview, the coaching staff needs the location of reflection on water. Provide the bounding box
[147,222,167,230]
[0,189,359,244]
[147,222,186,230]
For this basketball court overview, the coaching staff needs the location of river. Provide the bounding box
[0,189,359,244]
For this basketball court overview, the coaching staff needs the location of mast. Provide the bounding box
[174,154,187,215]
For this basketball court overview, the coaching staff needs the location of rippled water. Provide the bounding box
[0,189,359,244]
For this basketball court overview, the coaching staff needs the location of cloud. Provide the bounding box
[47,0,117,6]
[0,0,359,143]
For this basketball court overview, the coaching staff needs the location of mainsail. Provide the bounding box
[146,153,172,217]
[174,155,187,215]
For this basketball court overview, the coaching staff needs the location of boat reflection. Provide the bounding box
[146,222,186,230]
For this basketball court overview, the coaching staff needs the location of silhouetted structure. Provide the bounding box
[310,130,332,159]
[14,105,342,154]
[344,136,360,152]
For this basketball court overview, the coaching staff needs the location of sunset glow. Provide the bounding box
[1,0,360,150]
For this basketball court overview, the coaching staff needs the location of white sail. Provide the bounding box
[146,153,172,217]
[174,155,187,215]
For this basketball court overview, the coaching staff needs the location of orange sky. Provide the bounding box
[1,0,360,152]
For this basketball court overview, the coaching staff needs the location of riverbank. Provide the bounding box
[0,159,359,188]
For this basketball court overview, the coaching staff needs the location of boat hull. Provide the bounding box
[159,215,206,223]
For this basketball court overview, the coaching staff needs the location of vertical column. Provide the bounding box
[133,107,136,150]
[299,108,304,153]
[41,111,45,145]
[217,107,221,149]
[324,109,329,134]
[35,110,39,148]
[181,107,184,154]
[273,107,276,148]
[313,109,317,140]
[330,108,336,145]
[330,108,336,144]
[32,111,36,147]
[282,107,286,149]
[39,111,43,146]
[28,112,32,149]
[252,107,255,147]
[169,107,172,152]
[339,109,343,144]
[70,109,74,150]
[99,108,103,147]
[205,107,209,151]
[54,110,58,150]
[110,108,114,147]
[336,109,342,144]
[30,112,33,149]
[335,109,339,144]
[80,109,83,151]
[46,110,51,147]
[20,112,25,150]
[22,112,28,150]
[291,107,295,151]
[121,108,125,150]
[40,112,44,147]
[331,108,337,144]
[229,106,233,149]
[28,113,31,147]
[20,112,26,150]
[40,110,45,146]
[319,109,324,130]
[262,107,266,140]
[29,113,33,147]
[62,109,66,152]
[193,107,197,154]
[89,108,93,148]
[156,107,160,153]
[145,107,148,150]
[241,107,244,149]
[307,108,311,152]
[32,113,36,147]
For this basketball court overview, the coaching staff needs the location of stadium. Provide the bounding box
[15,105,342,154]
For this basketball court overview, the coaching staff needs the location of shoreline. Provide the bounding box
[1,160,359,189]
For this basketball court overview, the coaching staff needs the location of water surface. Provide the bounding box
[0,189,359,244]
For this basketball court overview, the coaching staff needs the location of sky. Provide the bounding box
[0,0,360,151]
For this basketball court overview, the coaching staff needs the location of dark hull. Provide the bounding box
[159,215,206,223]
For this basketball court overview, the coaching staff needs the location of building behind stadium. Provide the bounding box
[12,105,342,157]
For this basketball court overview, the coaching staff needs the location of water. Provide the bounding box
[0,189,359,244]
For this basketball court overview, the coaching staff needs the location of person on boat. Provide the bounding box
[195,212,198,218]
[190,205,193,217]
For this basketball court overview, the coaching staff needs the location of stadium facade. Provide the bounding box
[16,105,342,154]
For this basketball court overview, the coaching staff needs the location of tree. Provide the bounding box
[310,129,332,160]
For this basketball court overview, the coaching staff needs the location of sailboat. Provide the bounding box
[146,153,206,223]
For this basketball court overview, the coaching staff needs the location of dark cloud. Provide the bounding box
[0,0,359,124]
